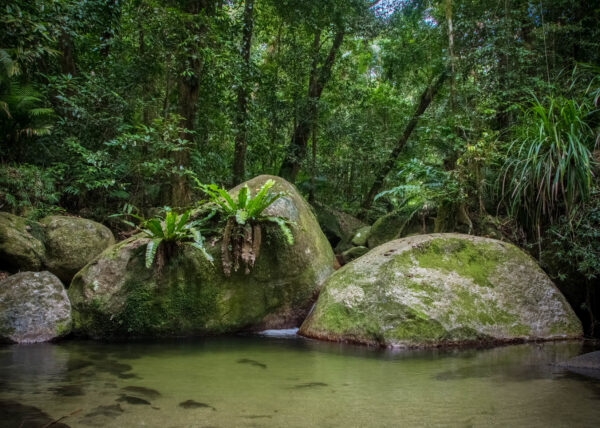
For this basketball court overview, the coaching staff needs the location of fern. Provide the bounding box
[197,179,294,276]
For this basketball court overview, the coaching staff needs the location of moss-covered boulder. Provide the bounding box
[0,212,45,272]
[341,246,369,264]
[367,211,434,249]
[41,216,115,283]
[68,175,335,339]
[351,226,371,247]
[299,234,583,348]
[314,203,366,253]
[0,271,71,343]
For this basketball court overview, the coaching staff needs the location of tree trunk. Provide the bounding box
[360,70,448,214]
[279,29,344,183]
[232,0,255,186]
[59,30,76,76]
[171,0,216,207]
[308,121,317,204]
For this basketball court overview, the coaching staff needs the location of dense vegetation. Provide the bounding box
[1,0,598,335]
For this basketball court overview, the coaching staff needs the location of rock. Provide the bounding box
[351,226,371,247]
[367,211,434,249]
[314,203,366,253]
[0,271,72,343]
[341,246,369,264]
[558,351,600,370]
[0,212,45,272]
[68,175,335,338]
[40,215,115,283]
[299,234,583,348]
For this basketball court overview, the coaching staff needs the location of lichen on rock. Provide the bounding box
[299,233,583,348]
[0,271,71,343]
[0,212,45,272]
[40,215,115,283]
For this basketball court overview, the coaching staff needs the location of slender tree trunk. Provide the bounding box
[360,71,448,214]
[279,29,344,183]
[232,0,255,186]
[308,121,317,204]
[99,0,120,57]
[171,0,216,207]
[59,30,76,76]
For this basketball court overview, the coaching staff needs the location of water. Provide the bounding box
[1,335,599,427]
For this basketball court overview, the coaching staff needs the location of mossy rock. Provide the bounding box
[314,203,366,253]
[68,175,335,339]
[351,226,371,247]
[0,271,71,343]
[341,246,369,264]
[41,215,115,283]
[367,211,434,249]
[0,212,45,272]
[299,234,583,348]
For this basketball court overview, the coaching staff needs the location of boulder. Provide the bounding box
[351,226,371,247]
[314,203,366,253]
[0,271,71,343]
[299,234,583,348]
[68,175,335,339]
[0,212,45,272]
[40,216,115,283]
[367,211,434,249]
[341,246,369,264]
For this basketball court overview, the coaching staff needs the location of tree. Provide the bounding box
[232,0,255,186]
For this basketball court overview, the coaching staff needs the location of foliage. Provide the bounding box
[0,163,61,218]
[198,179,293,276]
[1,0,599,334]
[500,94,597,237]
[122,207,214,270]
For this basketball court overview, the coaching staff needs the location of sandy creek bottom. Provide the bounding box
[1,333,599,427]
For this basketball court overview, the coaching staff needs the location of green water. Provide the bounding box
[1,334,599,427]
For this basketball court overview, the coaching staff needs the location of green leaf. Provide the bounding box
[235,209,248,225]
[145,238,162,268]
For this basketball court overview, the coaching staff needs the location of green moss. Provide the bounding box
[508,323,531,336]
[55,320,71,337]
[409,238,503,287]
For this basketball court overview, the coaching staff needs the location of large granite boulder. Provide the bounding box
[40,216,115,283]
[299,234,583,347]
[0,271,71,343]
[68,175,335,339]
[0,212,45,272]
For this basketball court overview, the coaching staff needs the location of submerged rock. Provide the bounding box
[116,395,151,405]
[0,212,45,272]
[558,351,600,370]
[179,400,216,410]
[299,234,583,347]
[40,215,114,283]
[69,175,334,338]
[121,386,161,399]
[0,271,71,343]
[0,399,70,428]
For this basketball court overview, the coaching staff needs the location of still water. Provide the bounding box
[1,333,599,427]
